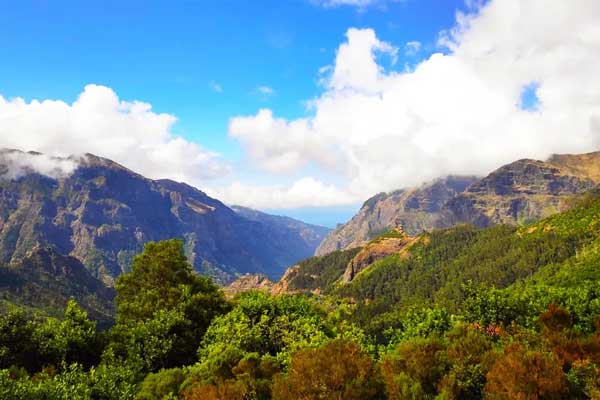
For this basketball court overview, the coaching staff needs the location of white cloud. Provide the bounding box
[405,40,421,56]
[227,0,600,208]
[0,84,230,185]
[209,81,223,93]
[0,150,78,180]
[207,177,360,209]
[255,86,275,96]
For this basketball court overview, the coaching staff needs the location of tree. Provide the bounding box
[197,291,333,371]
[272,339,382,400]
[485,343,567,399]
[183,353,280,400]
[0,310,40,373]
[115,239,227,324]
[380,337,448,400]
[110,239,229,371]
[136,368,185,400]
[37,299,102,369]
[437,324,494,399]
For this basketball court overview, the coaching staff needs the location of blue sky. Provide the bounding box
[0,0,462,225]
[1,0,598,227]
[0,0,462,156]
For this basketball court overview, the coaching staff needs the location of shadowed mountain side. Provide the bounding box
[0,150,329,285]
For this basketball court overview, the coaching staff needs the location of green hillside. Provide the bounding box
[2,192,600,399]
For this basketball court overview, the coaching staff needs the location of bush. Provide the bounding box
[272,339,382,400]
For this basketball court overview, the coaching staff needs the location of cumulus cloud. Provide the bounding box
[227,0,600,208]
[0,84,230,184]
[207,177,360,209]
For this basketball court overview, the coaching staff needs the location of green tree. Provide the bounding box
[0,310,40,373]
[109,240,229,371]
[36,300,102,369]
[380,337,449,399]
[272,339,382,400]
[135,368,185,400]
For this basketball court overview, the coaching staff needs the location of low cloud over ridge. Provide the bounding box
[0,84,230,186]
[220,0,600,208]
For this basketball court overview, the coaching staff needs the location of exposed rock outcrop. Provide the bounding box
[342,228,416,282]
[317,152,600,256]
[316,176,478,255]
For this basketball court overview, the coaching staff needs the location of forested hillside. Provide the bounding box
[2,191,600,399]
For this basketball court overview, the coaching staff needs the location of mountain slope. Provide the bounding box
[267,190,600,340]
[231,205,330,262]
[444,154,600,227]
[317,152,600,255]
[316,176,478,255]
[0,246,115,327]
[0,150,326,284]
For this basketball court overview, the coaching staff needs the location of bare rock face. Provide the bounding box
[317,151,600,256]
[223,273,274,298]
[0,150,330,285]
[444,154,600,227]
[342,228,416,283]
[316,176,478,256]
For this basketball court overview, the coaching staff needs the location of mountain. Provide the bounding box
[445,153,600,227]
[268,190,600,326]
[315,175,479,255]
[317,151,600,255]
[230,205,330,260]
[0,149,328,285]
[0,246,115,327]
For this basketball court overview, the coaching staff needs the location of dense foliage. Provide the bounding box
[2,194,600,399]
[282,248,360,294]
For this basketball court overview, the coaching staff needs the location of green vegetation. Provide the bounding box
[2,193,600,398]
[283,248,360,294]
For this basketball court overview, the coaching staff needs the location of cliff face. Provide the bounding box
[0,150,328,285]
[317,152,600,256]
[444,155,600,227]
[316,176,478,255]
[342,229,416,283]
[223,273,274,298]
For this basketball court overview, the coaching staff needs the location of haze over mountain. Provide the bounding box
[0,149,329,285]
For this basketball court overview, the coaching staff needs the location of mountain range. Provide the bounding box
[2,148,600,321]
[316,151,600,255]
[0,149,330,288]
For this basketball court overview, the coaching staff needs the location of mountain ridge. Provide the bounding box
[0,149,330,285]
[317,151,600,255]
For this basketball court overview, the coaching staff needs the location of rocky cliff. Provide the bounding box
[0,149,329,285]
[316,176,478,255]
[317,152,600,255]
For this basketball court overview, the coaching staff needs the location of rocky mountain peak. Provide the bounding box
[0,149,330,285]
